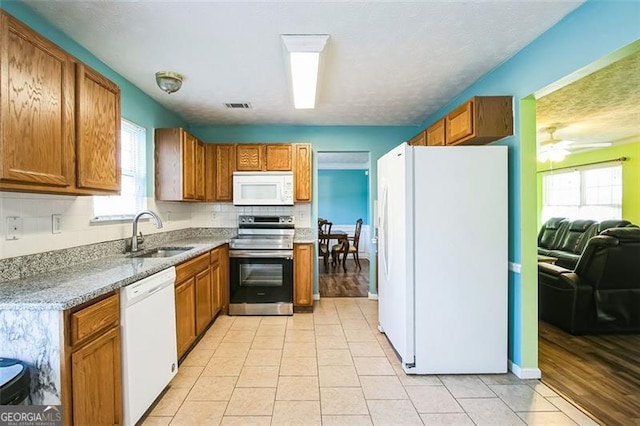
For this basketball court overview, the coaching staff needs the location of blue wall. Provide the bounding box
[318,170,369,225]
[0,1,187,196]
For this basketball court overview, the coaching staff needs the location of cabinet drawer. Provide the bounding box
[176,253,209,283]
[70,293,119,347]
[210,248,220,265]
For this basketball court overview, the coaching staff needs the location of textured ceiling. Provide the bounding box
[536,50,640,149]
[21,0,583,126]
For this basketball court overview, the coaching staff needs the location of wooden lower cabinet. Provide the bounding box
[195,268,213,335]
[71,327,122,425]
[294,244,313,308]
[175,277,197,359]
[175,245,230,359]
[64,292,122,426]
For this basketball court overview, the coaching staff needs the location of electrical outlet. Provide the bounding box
[6,216,22,240]
[52,214,62,234]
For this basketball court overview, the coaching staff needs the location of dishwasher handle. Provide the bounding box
[121,267,176,307]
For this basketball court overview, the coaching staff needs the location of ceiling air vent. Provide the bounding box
[224,102,252,109]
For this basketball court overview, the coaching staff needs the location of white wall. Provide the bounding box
[0,192,311,259]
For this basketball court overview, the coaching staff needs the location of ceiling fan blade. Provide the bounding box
[568,142,612,150]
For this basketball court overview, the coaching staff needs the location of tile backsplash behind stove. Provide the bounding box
[191,203,311,228]
[0,190,311,259]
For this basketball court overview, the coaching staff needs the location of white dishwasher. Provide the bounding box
[120,267,178,426]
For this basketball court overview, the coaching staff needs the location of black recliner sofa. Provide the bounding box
[539,227,640,335]
[537,218,630,269]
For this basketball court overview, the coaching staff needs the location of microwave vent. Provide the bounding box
[225,102,252,109]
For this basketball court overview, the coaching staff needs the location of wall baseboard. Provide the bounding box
[313,293,320,300]
[368,292,378,300]
[508,360,541,379]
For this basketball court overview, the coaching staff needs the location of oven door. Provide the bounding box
[229,250,293,315]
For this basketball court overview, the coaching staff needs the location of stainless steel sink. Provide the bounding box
[130,246,194,258]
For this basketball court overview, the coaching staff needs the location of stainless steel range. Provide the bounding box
[228,215,295,315]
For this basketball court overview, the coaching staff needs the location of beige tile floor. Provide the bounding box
[143,298,598,426]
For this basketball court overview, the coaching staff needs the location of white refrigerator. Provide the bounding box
[377,142,508,374]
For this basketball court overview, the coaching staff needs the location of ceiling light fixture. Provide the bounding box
[281,35,329,109]
[155,71,183,94]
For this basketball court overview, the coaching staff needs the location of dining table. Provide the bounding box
[320,232,350,272]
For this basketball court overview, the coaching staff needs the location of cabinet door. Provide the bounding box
[175,278,196,359]
[215,144,235,201]
[211,261,222,317]
[266,145,292,170]
[76,63,121,192]
[0,12,74,188]
[182,132,196,200]
[219,245,230,314]
[426,119,446,146]
[294,244,313,307]
[409,131,426,146]
[236,144,264,171]
[195,141,205,201]
[204,143,216,202]
[294,144,312,202]
[195,268,212,334]
[446,100,474,144]
[71,326,122,426]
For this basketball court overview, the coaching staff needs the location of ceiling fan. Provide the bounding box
[537,126,611,162]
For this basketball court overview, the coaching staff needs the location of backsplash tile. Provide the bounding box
[0,191,311,259]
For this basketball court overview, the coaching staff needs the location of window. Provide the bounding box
[93,120,147,220]
[541,164,622,223]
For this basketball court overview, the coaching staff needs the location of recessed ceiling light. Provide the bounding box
[281,35,329,109]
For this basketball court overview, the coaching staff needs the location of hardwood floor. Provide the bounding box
[538,320,640,426]
[318,258,369,297]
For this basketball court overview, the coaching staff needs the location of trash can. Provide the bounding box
[0,358,30,405]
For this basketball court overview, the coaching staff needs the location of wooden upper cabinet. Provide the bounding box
[0,11,122,196]
[155,128,207,201]
[408,131,426,146]
[266,144,292,170]
[446,100,474,144]
[294,143,312,202]
[214,144,235,202]
[75,63,121,192]
[0,11,74,189]
[445,96,513,146]
[236,143,293,171]
[195,140,206,201]
[236,144,264,171]
[426,118,446,146]
[182,133,196,200]
[204,143,216,202]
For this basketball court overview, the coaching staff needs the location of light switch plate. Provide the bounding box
[6,216,22,240]
[52,214,62,234]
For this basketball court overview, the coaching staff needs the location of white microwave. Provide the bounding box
[233,171,294,206]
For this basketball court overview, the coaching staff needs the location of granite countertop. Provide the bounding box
[0,227,317,311]
[0,237,229,311]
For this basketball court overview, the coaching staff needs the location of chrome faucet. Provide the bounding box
[131,210,163,252]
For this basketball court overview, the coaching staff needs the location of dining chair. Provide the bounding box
[332,218,363,269]
[318,220,332,267]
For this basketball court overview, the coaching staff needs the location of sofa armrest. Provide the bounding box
[538,262,571,277]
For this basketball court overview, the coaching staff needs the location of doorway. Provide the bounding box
[317,151,371,297]
[533,45,640,425]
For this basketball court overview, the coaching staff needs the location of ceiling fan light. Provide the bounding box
[155,71,183,94]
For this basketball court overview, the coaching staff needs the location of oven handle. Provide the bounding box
[229,250,294,259]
